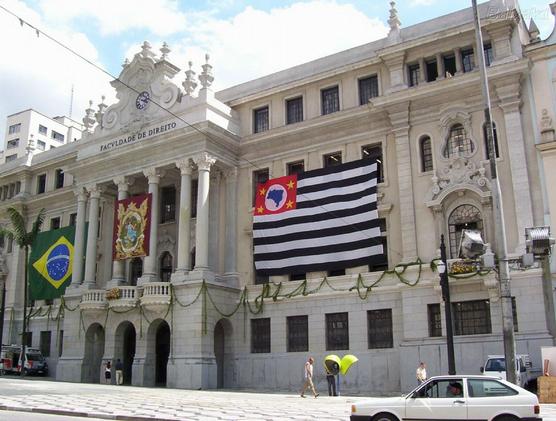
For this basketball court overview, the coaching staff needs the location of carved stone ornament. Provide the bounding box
[194,152,216,171]
[158,228,176,253]
[438,108,477,160]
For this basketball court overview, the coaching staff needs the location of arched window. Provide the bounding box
[448,204,484,258]
[483,121,500,159]
[130,258,143,286]
[420,136,433,172]
[160,252,173,282]
[443,123,474,158]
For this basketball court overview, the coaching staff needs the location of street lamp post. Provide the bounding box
[439,234,456,375]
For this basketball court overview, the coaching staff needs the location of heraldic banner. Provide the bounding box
[113,193,152,260]
[29,225,76,300]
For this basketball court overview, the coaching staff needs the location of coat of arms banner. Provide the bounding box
[113,193,152,260]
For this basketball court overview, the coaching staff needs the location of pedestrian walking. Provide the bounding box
[300,357,319,398]
[104,361,111,384]
[416,362,427,385]
[115,359,124,385]
[325,361,339,396]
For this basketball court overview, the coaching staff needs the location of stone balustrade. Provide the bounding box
[80,289,107,313]
[107,286,140,310]
[140,282,171,313]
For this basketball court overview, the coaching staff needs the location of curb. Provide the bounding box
[0,405,180,420]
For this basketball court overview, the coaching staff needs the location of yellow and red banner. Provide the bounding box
[113,193,152,260]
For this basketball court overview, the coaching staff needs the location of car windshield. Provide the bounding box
[27,353,43,361]
[485,358,506,371]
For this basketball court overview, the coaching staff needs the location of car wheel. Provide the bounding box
[493,416,519,421]
[372,413,399,421]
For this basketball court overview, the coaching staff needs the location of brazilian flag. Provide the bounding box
[29,225,76,300]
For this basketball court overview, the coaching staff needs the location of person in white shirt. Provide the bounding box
[300,357,319,398]
[416,362,427,385]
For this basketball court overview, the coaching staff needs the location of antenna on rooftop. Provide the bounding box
[69,84,74,118]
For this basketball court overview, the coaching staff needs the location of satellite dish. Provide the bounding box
[458,229,485,259]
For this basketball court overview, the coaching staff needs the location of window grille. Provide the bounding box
[160,186,176,223]
[461,49,475,73]
[286,97,303,124]
[321,86,340,115]
[367,309,393,349]
[444,123,474,158]
[326,312,349,350]
[448,204,483,258]
[359,75,379,105]
[253,106,269,133]
[420,136,433,172]
[251,318,271,353]
[452,300,491,335]
[287,315,308,352]
[428,303,442,337]
[408,64,420,87]
[483,122,500,159]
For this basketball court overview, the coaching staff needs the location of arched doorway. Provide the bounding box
[448,204,483,258]
[114,321,136,385]
[155,321,170,386]
[130,258,143,286]
[214,318,233,389]
[82,323,105,383]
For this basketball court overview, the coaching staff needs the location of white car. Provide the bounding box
[350,375,541,421]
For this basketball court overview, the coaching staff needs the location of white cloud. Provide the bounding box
[37,0,188,36]
[410,0,436,6]
[0,0,113,142]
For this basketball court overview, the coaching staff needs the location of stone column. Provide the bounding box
[71,188,88,287]
[388,103,418,261]
[418,58,426,83]
[83,185,102,289]
[495,78,534,252]
[173,159,192,280]
[436,53,444,80]
[224,168,239,277]
[432,204,444,247]
[109,176,131,287]
[193,153,216,272]
[454,48,462,75]
[208,170,221,272]
[139,168,162,284]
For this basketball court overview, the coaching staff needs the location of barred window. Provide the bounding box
[359,75,379,105]
[160,186,176,223]
[428,303,442,337]
[461,49,475,73]
[287,315,308,352]
[362,144,383,183]
[40,331,51,357]
[286,97,303,125]
[287,160,304,176]
[253,106,269,134]
[326,312,349,351]
[251,318,271,353]
[252,168,269,206]
[448,204,483,258]
[483,122,500,159]
[452,300,491,335]
[408,63,420,87]
[321,86,340,115]
[420,136,433,172]
[367,309,393,349]
[444,123,474,158]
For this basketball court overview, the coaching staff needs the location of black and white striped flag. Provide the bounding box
[253,158,383,276]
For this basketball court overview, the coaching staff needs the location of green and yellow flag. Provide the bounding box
[29,225,76,300]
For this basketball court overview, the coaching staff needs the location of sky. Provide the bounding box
[0,0,554,144]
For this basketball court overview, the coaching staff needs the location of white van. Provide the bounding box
[480,354,532,388]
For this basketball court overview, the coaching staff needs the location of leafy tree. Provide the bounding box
[0,207,45,377]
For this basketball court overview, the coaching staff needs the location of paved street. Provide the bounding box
[1,377,556,420]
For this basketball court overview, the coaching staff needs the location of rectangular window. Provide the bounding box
[286,97,303,125]
[512,297,518,332]
[461,49,475,73]
[37,140,46,151]
[7,138,19,149]
[51,131,65,142]
[252,168,269,206]
[8,123,21,135]
[40,331,51,357]
[37,174,46,194]
[58,330,64,357]
[326,312,349,350]
[408,63,420,87]
[362,144,384,183]
[69,213,77,227]
[287,160,304,176]
[321,86,340,115]
[160,186,176,223]
[253,106,269,134]
[426,59,438,82]
[452,299,491,335]
[287,315,308,352]
[23,332,33,347]
[251,318,271,353]
[38,125,47,135]
[6,154,17,162]
[323,151,342,168]
[191,179,198,218]
[55,169,64,189]
[428,303,442,337]
[484,43,493,67]
[443,54,456,77]
[359,75,379,105]
[50,217,61,230]
[367,309,393,349]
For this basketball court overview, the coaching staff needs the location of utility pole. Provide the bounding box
[472,0,517,384]
[439,235,456,375]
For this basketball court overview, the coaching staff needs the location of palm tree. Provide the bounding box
[0,206,45,377]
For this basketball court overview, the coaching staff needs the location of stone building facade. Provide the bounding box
[1,0,556,394]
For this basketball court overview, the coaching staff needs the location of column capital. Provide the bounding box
[143,167,164,184]
[194,152,216,171]
[86,184,103,199]
[223,167,238,181]
[176,159,193,176]
[113,176,133,192]
[73,186,88,202]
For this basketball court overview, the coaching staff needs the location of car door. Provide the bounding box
[405,378,467,420]
[466,378,521,420]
